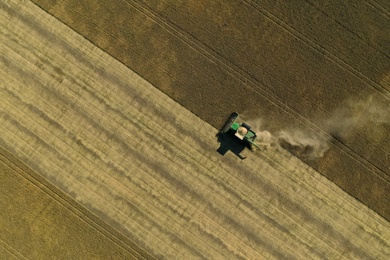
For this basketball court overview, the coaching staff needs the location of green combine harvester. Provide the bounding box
[218,112,259,149]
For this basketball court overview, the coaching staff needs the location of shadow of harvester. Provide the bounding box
[216,132,248,160]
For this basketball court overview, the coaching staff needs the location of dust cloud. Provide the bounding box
[244,94,389,159]
[324,94,390,138]
[245,117,329,159]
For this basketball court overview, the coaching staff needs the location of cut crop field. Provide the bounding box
[30,0,390,220]
[0,146,152,259]
[1,0,390,258]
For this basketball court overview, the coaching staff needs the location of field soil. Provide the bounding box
[30,0,390,220]
[0,147,152,259]
[1,0,390,258]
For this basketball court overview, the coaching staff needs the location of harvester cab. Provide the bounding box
[218,112,259,149]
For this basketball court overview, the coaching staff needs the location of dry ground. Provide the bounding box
[0,147,152,259]
[30,0,390,220]
[1,0,390,258]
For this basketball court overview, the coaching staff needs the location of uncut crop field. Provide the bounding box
[1,0,390,259]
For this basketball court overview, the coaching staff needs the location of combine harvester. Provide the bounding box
[218,112,259,150]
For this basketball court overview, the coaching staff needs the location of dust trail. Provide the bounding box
[324,94,390,139]
[241,117,276,148]
[244,94,389,159]
[277,129,329,159]
[245,117,329,159]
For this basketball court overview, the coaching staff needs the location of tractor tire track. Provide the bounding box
[0,146,153,260]
[0,157,148,260]
[367,0,390,18]
[0,238,27,260]
[244,0,389,96]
